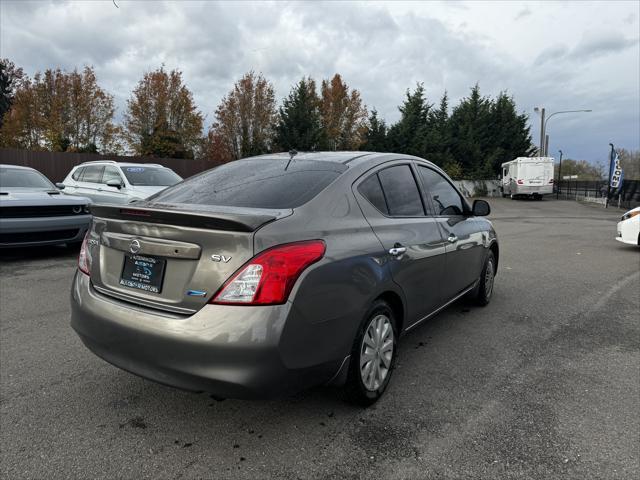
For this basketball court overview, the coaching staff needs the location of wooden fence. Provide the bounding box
[0,148,219,182]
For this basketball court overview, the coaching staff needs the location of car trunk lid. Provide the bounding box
[87,203,291,314]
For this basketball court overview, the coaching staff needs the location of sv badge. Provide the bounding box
[211,254,232,263]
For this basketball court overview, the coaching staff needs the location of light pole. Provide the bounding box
[533,108,592,156]
[534,107,545,156]
[556,149,563,199]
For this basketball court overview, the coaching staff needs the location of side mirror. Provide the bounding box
[55,182,65,190]
[106,179,123,189]
[472,199,491,216]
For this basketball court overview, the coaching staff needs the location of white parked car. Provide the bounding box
[61,161,182,204]
[616,206,640,246]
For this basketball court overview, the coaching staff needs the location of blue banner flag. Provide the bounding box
[609,145,624,192]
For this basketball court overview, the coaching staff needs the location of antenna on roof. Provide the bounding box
[284,149,298,171]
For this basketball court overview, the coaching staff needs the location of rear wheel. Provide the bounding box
[470,251,495,306]
[343,300,397,406]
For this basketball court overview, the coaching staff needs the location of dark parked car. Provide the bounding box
[0,164,91,248]
[71,152,498,405]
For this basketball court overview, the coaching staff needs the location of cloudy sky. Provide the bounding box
[1,0,638,163]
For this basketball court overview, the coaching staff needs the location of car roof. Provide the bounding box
[244,151,443,175]
[0,164,39,171]
[251,151,382,165]
[75,161,165,168]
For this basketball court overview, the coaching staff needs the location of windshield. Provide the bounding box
[0,167,55,190]
[150,158,346,209]
[122,166,182,186]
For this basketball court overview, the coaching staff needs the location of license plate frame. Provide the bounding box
[119,254,166,294]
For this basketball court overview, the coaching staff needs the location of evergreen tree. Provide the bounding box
[275,77,321,150]
[387,83,430,156]
[361,109,388,151]
[0,59,24,130]
[484,91,534,175]
[448,84,493,178]
[424,91,454,167]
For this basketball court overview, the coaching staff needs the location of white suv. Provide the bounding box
[61,161,182,204]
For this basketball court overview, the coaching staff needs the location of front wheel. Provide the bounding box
[470,251,496,306]
[343,300,398,406]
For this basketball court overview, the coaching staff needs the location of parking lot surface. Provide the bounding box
[1,198,638,479]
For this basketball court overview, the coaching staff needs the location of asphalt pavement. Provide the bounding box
[1,198,638,479]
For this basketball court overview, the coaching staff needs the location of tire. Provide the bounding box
[343,300,398,406]
[470,251,496,306]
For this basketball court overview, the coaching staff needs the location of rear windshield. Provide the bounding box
[122,166,182,186]
[0,167,55,190]
[149,158,347,209]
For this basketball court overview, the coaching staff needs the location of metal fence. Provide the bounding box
[555,179,640,209]
[0,148,219,182]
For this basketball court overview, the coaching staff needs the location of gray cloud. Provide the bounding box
[0,0,638,162]
[534,32,638,65]
[569,33,638,60]
[514,7,532,21]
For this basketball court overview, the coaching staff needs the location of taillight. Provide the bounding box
[211,240,326,305]
[517,179,524,185]
[78,232,91,275]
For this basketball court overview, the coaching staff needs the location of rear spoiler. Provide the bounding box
[89,204,289,232]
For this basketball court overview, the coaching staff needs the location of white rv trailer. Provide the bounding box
[500,157,555,199]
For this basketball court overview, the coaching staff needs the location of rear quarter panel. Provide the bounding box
[254,181,403,369]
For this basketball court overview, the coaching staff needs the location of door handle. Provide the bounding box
[447,234,458,243]
[388,246,407,256]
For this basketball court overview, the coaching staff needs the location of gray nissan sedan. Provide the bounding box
[71,152,498,405]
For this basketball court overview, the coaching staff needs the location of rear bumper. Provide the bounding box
[70,272,342,398]
[0,215,90,247]
[513,185,553,195]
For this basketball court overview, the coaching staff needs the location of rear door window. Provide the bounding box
[417,166,464,216]
[377,165,424,216]
[81,165,104,183]
[150,158,347,209]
